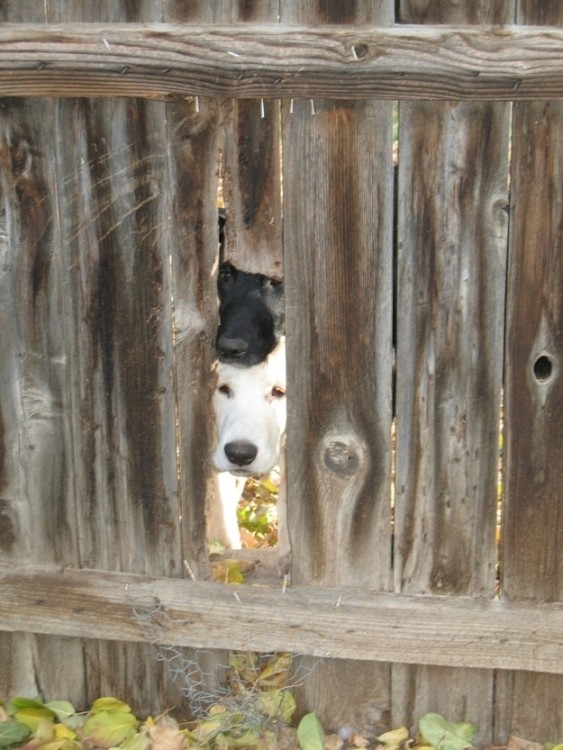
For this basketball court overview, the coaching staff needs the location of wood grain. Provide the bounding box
[280,0,394,737]
[495,0,563,741]
[1,24,563,100]
[218,2,283,279]
[392,2,512,744]
[1,562,562,674]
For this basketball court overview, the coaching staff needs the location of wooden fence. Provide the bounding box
[0,0,562,745]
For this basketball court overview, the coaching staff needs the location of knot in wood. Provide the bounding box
[323,437,360,477]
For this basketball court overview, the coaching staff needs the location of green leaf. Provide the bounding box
[45,703,76,724]
[215,729,260,748]
[89,699,132,716]
[118,729,151,750]
[0,721,31,748]
[82,711,138,748]
[9,698,47,712]
[257,689,296,722]
[419,713,476,750]
[14,708,56,732]
[297,713,325,750]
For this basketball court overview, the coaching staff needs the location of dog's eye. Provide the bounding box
[263,277,282,289]
[218,384,232,397]
[218,264,234,286]
[271,385,285,399]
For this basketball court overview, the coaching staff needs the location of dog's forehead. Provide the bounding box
[215,360,271,392]
[216,349,285,393]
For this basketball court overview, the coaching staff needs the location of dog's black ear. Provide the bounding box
[218,208,227,256]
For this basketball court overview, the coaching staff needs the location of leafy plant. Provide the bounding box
[297,713,325,750]
[419,713,477,750]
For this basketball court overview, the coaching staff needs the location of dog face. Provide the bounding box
[213,339,286,477]
[216,262,285,366]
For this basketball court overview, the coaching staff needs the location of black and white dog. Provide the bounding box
[216,211,285,366]
[209,213,288,558]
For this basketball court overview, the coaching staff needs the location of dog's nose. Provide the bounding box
[224,440,258,467]
[217,336,248,360]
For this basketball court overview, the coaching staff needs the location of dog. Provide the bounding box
[209,339,288,557]
[216,211,285,366]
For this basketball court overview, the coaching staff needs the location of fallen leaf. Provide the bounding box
[147,723,190,750]
[506,737,543,750]
[0,721,31,749]
[258,654,293,688]
[89,698,133,716]
[325,734,344,750]
[53,725,76,741]
[257,689,296,722]
[82,711,138,748]
[34,718,55,741]
[297,713,325,750]
[190,718,223,745]
[45,703,77,725]
[377,726,410,750]
[211,559,245,584]
[419,713,476,750]
[350,734,370,748]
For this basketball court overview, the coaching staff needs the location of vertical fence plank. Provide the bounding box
[53,94,184,714]
[0,93,88,703]
[496,2,563,742]
[0,0,189,715]
[393,2,512,744]
[282,1,395,736]
[218,1,282,280]
[48,0,183,715]
[162,0,226,717]
[0,0,88,705]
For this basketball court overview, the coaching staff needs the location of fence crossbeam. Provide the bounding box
[1,23,563,100]
[1,561,562,674]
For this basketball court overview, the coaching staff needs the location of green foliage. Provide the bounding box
[296,712,325,750]
[1,695,560,750]
[0,722,31,749]
[419,713,477,750]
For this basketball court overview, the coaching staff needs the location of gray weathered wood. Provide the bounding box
[46,2,183,718]
[162,0,229,719]
[218,2,282,279]
[0,0,88,706]
[0,91,88,703]
[0,0,189,717]
[495,1,563,742]
[392,2,512,745]
[281,0,394,738]
[2,24,563,100]
[1,562,562,674]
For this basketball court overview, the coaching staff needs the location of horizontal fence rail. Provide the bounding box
[1,562,562,674]
[2,24,563,100]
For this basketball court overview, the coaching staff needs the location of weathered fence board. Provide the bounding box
[392,1,512,744]
[0,0,195,718]
[0,0,87,705]
[4,24,563,100]
[2,562,562,673]
[162,0,235,721]
[496,1,563,742]
[50,0,185,711]
[0,91,88,703]
[281,0,394,737]
[218,2,282,279]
